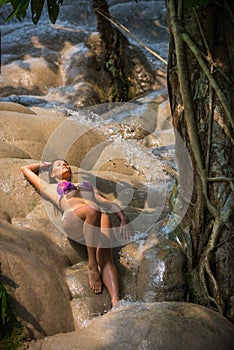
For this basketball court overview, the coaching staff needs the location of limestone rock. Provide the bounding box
[0,102,36,114]
[66,262,112,329]
[0,57,62,97]
[0,111,107,164]
[27,302,234,350]
[137,228,186,302]
[0,140,31,159]
[0,219,74,338]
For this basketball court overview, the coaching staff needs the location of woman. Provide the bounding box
[21,159,133,308]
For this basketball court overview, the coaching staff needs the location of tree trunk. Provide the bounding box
[166,0,234,321]
[92,0,130,101]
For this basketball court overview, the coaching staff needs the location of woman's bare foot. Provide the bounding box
[111,299,120,308]
[88,266,102,293]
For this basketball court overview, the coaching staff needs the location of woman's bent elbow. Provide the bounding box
[21,166,26,174]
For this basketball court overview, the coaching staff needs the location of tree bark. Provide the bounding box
[166,0,234,321]
[92,0,130,101]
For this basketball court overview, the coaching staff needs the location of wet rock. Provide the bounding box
[116,219,186,304]
[0,57,62,97]
[63,33,155,107]
[0,219,74,338]
[1,21,89,65]
[65,262,112,329]
[0,141,31,159]
[117,242,143,300]
[137,227,186,302]
[1,1,163,107]
[109,1,169,43]
[0,101,36,114]
[0,111,64,159]
[27,302,234,350]
[0,110,108,163]
[0,100,180,342]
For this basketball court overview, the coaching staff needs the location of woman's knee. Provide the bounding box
[85,206,102,224]
[101,213,112,229]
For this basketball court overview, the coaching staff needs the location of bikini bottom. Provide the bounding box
[61,207,86,244]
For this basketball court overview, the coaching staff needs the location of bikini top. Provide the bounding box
[57,180,94,203]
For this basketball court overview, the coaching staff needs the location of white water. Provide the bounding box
[1,0,194,237]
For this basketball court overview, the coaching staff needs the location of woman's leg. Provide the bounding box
[63,205,102,293]
[97,213,119,307]
[82,207,103,294]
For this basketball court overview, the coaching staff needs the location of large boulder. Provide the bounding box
[0,217,74,339]
[136,223,186,302]
[0,20,89,98]
[0,101,36,114]
[0,111,64,160]
[27,302,234,350]
[0,57,62,97]
[0,107,107,164]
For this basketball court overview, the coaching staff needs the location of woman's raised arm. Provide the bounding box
[21,162,55,201]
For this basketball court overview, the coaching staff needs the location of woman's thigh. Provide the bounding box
[62,207,86,243]
[62,206,113,246]
[62,204,102,243]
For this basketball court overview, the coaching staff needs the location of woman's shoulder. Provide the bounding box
[42,183,58,204]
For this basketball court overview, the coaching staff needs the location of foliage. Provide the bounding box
[0,0,63,24]
[0,326,25,350]
[0,0,213,25]
[0,278,25,349]
[0,280,7,325]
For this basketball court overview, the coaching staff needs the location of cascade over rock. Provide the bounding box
[1,1,233,348]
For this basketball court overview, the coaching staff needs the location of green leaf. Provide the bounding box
[0,0,11,6]
[16,0,30,20]
[0,283,7,325]
[31,0,45,24]
[6,1,21,21]
[6,0,30,21]
[46,0,63,24]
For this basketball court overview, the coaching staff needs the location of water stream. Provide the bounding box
[1,0,194,240]
[1,0,195,324]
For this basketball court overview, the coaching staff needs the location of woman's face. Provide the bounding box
[51,160,72,181]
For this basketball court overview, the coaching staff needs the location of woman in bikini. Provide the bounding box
[21,159,133,308]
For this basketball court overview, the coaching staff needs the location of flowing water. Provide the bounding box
[1,0,169,106]
[0,2,197,332]
[1,0,194,236]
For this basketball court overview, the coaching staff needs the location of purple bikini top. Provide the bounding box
[57,180,94,202]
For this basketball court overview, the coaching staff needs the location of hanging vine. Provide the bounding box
[167,0,234,315]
